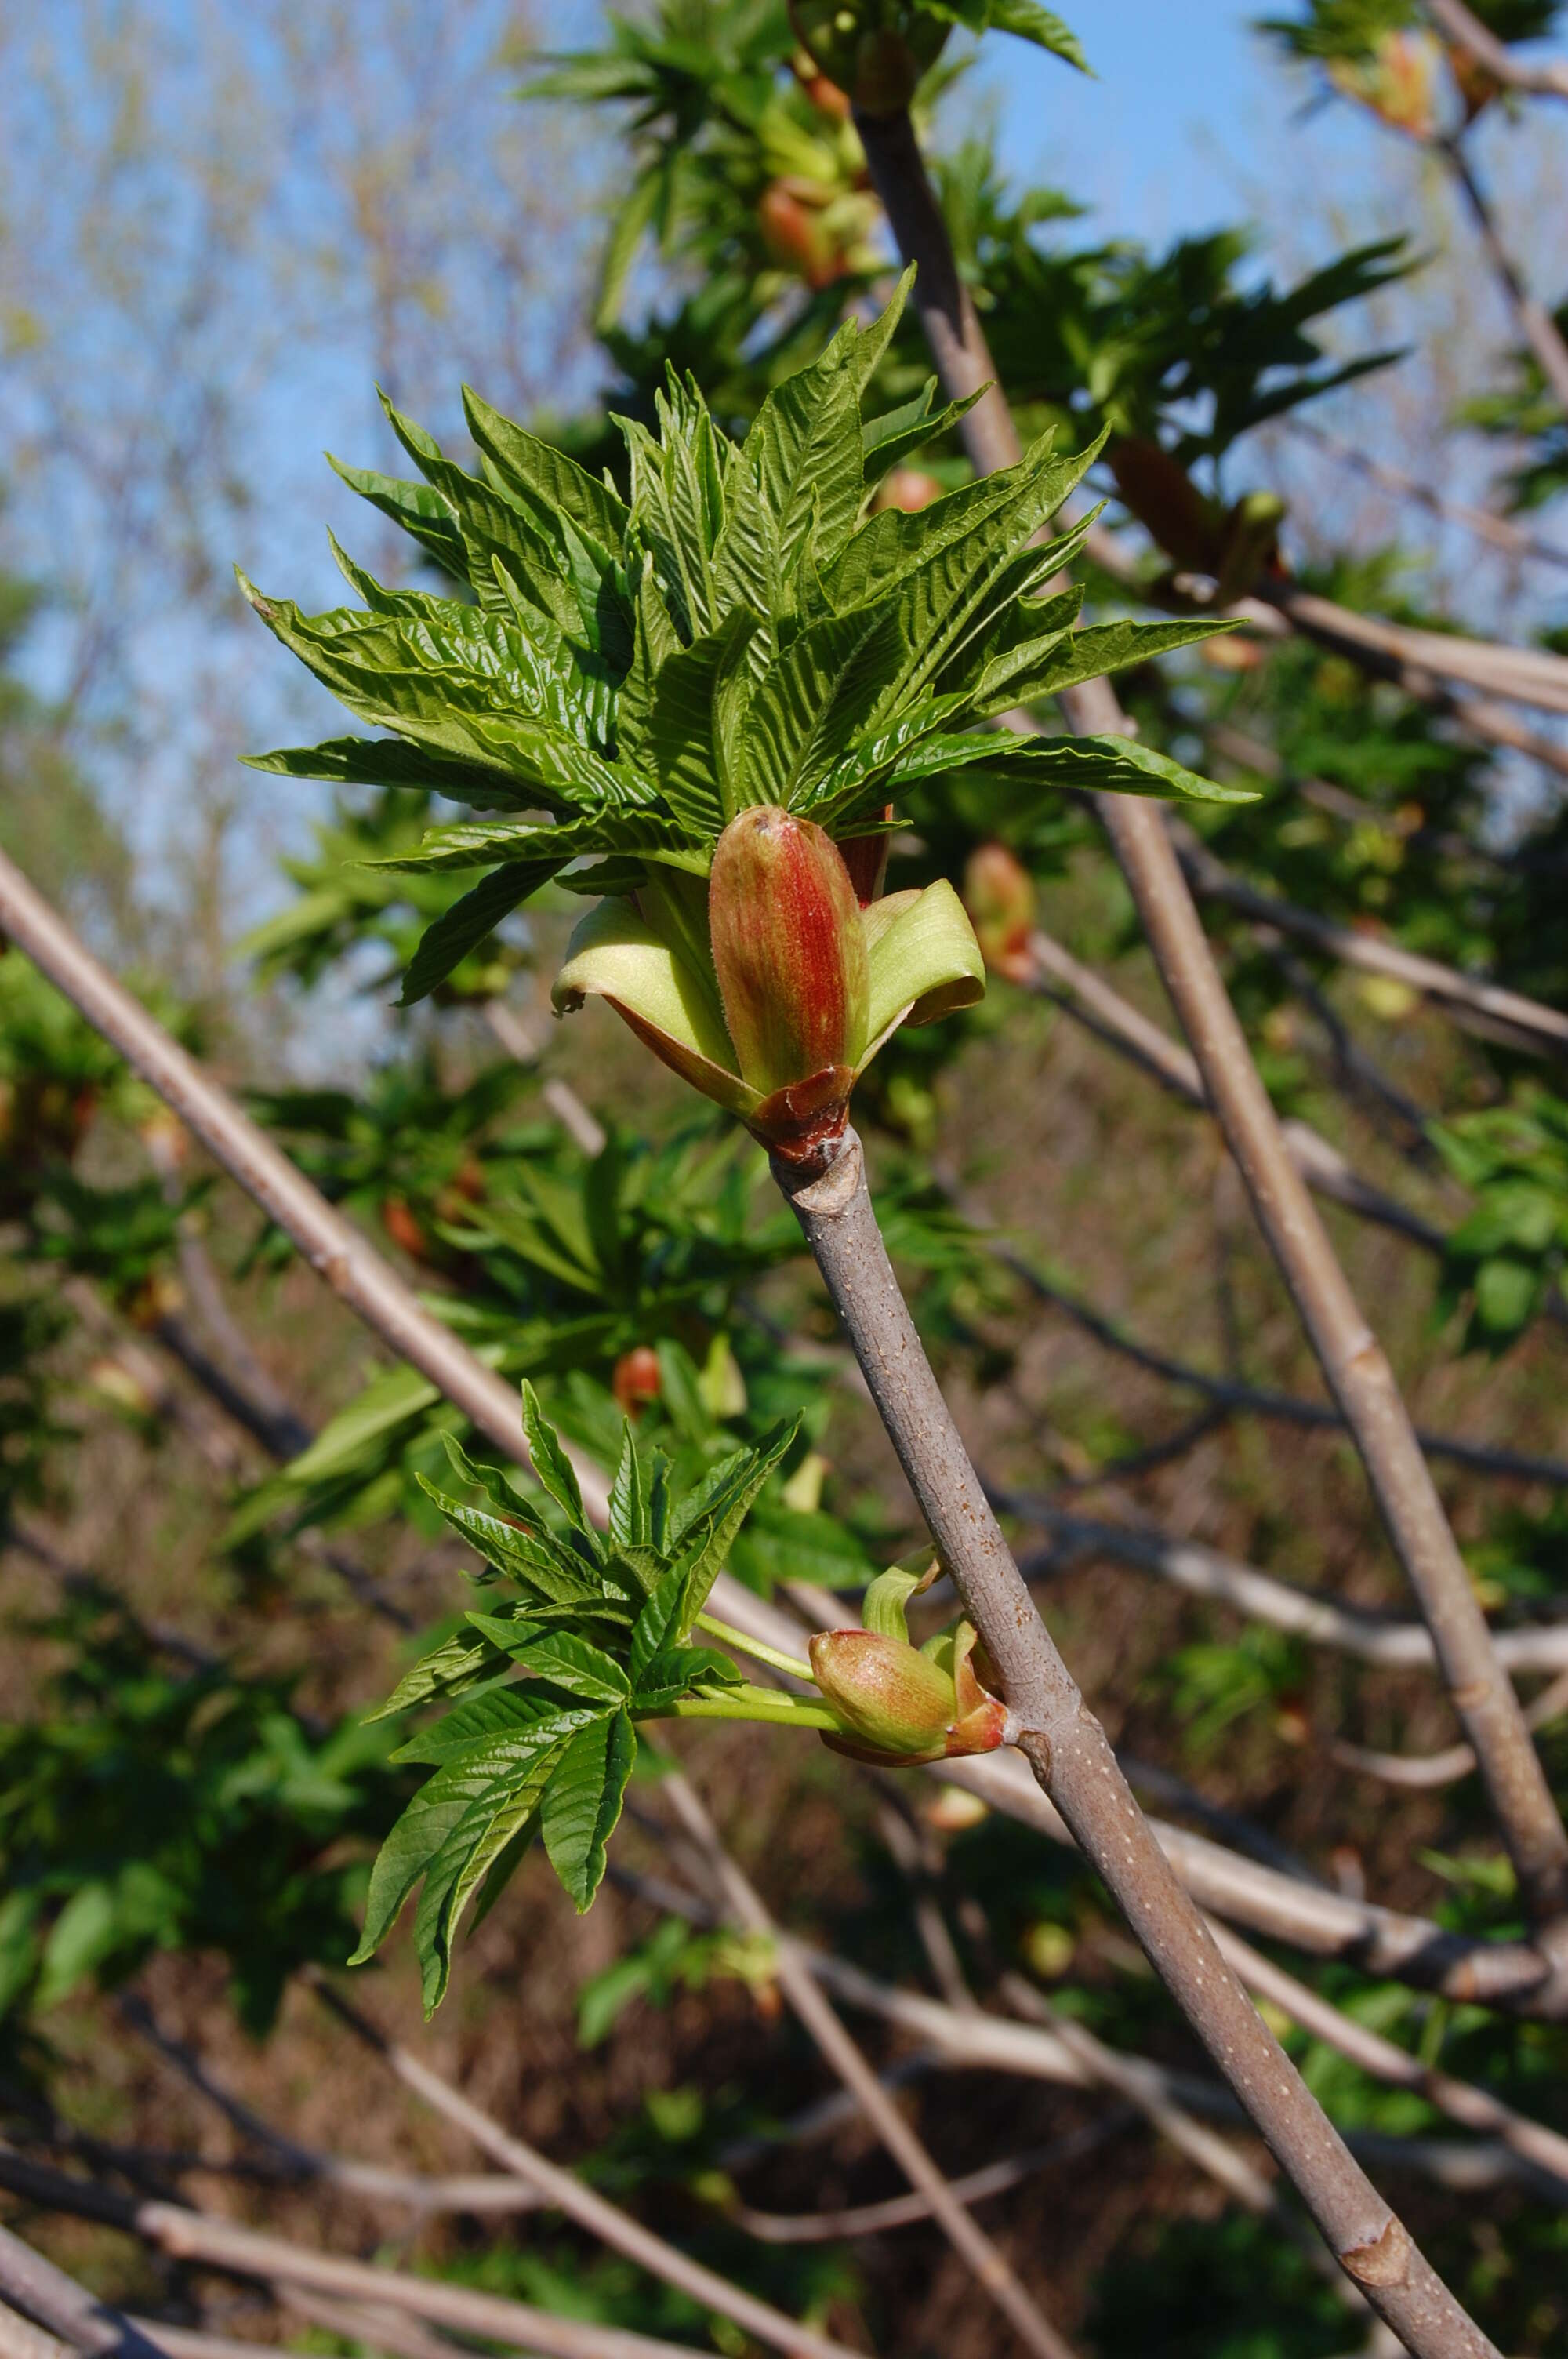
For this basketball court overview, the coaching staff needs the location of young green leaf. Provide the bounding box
[540,1710,637,1911]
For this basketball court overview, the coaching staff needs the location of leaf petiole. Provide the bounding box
[655,1686,844,1734]
[695,1612,816,1684]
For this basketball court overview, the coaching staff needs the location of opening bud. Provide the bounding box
[709,806,869,1162]
[963,843,1036,980]
[809,1629,955,1761]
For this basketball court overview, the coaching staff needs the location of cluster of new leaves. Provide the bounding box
[1431,1089,1568,1352]
[542,0,1408,507]
[354,1389,798,2007]
[1261,0,1561,63]
[242,276,1243,1009]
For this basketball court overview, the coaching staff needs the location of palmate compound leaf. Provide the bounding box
[352,1397,801,1997]
[541,1711,638,1911]
[247,273,1250,1005]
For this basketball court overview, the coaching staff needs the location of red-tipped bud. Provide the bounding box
[612,1346,662,1416]
[837,809,891,906]
[872,468,942,515]
[963,843,1036,980]
[757,182,848,292]
[709,809,869,1158]
[809,1630,955,1758]
[381,1194,432,1263]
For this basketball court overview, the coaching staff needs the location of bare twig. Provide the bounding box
[1174,828,1568,1061]
[303,1979,869,2359]
[935,1744,1560,2010]
[774,1129,1498,2353]
[853,104,1568,1939]
[1422,0,1568,99]
[1015,1507,1568,1674]
[659,1768,1079,2359]
[113,1997,543,2219]
[0,2226,169,2359]
[966,1216,1568,1489]
[1440,133,1568,416]
[1279,417,1568,572]
[728,2114,1134,2241]
[802,1946,1558,2201]
[1214,1925,1568,2199]
[0,2155,757,2359]
[1333,1667,1568,1788]
[1016,927,1446,1252]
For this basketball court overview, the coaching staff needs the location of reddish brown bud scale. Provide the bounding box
[872,467,942,515]
[709,806,869,1098]
[837,809,892,906]
[612,1345,662,1416]
[809,1629,955,1756]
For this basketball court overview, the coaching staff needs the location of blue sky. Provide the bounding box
[984,2,1294,242]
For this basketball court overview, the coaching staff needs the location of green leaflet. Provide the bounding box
[643,607,761,831]
[739,605,902,809]
[364,1626,518,1725]
[327,455,468,579]
[928,0,1090,72]
[670,1417,800,1635]
[397,864,551,1007]
[927,731,1259,804]
[462,385,630,554]
[968,615,1238,718]
[350,1723,565,1968]
[394,1685,602,1766]
[241,734,532,811]
[372,809,698,878]
[415,1481,609,1608]
[862,379,986,481]
[351,1391,806,1992]
[465,1619,632,1704]
[521,1379,593,1537]
[540,1710,637,1912]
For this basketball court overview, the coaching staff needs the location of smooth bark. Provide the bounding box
[775,1129,1497,2356]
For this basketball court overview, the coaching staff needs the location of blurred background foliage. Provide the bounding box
[2,2,1567,2354]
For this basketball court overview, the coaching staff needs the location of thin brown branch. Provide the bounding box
[1279,417,1568,572]
[1333,1667,1568,1788]
[854,100,1568,1939]
[1214,1925,1568,2199]
[1017,1508,1568,1674]
[0,2154,755,2359]
[963,1212,1568,1489]
[1423,0,1568,98]
[1440,133,1568,416]
[1173,827,1568,1061]
[937,1744,1560,2010]
[804,1944,1557,2202]
[0,2225,168,2359]
[1075,515,1568,779]
[773,1129,1498,2353]
[659,1768,1080,2359]
[1015,927,1446,1252]
[728,2114,1134,2242]
[112,1997,541,2219]
[303,1979,867,2359]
